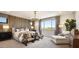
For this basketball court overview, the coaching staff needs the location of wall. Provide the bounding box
[8,15,30,28]
[60,12,75,31]
[75,11,79,29]
[35,20,39,31]
[0,13,30,31]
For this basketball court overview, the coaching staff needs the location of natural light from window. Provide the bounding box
[41,18,56,30]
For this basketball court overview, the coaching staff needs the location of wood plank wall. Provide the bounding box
[0,13,30,31]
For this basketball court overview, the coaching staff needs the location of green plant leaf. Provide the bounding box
[64,19,76,31]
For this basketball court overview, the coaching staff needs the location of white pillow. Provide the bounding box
[52,35,66,39]
[71,29,74,37]
[12,28,16,33]
[62,31,70,35]
[25,28,29,31]
[13,32,21,41]
[20,28,25,31]
[18,34,23,42]
[16,29,20,32]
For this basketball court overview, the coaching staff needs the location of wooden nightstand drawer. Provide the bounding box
[0,32,12,41]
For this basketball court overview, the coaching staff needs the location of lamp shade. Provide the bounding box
[59,24,63,28]
[31,26,34,29]
[3,24,9,29]
[3,24,9,32]
[30,22,32,25]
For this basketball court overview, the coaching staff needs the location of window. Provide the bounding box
[45,19,51,30]
[41,18,56,30]
[41,21,45,29]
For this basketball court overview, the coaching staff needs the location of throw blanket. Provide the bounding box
[18,33,34,42]
[14,31,35,41]
[13,31,40,45]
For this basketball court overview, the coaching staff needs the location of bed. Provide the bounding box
[12,27,40,45]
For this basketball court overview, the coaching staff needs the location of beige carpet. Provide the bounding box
[26,37,69,48]
[0,39,25,48]
[0,37,69,48]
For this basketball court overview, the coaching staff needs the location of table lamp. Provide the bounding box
[3,24,9,32]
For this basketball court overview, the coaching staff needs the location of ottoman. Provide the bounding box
[51,35,69,44]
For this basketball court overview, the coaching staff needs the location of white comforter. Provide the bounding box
[13,31,35,42]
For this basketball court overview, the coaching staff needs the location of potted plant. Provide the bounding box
[65,19,76,47]
[65,19,76,31]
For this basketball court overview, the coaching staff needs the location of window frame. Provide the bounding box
[41,17,56,30]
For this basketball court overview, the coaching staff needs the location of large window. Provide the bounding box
[41,18,56,30]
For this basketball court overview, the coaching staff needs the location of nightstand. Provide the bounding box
[0,32,12,41]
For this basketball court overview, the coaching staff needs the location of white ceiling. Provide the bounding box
[0,11,74,20]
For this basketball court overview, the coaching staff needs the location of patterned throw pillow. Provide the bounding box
[18,33,23,42]
[22,34,28,43]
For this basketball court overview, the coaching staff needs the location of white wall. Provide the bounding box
[60,12,75,30]
[75,11,79,29]
[35,20,39,31]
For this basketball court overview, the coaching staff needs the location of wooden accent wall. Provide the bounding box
[0,25,3,31]
[0,13,30,31]
[8,15,30,28]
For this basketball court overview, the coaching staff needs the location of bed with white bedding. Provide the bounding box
[13,31,35,42]
[12,27,36,45]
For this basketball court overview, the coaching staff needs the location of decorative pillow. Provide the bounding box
[15,29,20,32]
[18,33,23,42]
[28,33,32,38]
[65,34,73,41]
[71,29,74,37]
[22,34,29,43]
[62,31,70,35]
[13,32,21,41]
[52,35,66,40]
[25,28,29,31]
[20,28,25,31]
[58,33,65,36]
[12,27,15,33]
[18,33,31,42]
[18,33,22,38]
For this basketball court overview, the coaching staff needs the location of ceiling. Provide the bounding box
[0,11,74,20]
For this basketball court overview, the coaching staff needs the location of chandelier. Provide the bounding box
[32,11,39,21]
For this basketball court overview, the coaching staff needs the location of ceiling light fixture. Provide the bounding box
[32,11,39,21]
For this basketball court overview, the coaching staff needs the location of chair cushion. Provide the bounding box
[51,35,69,44]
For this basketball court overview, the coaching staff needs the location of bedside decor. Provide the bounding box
[0,32,12,41]
[3,24,9,32]
[59,24,64,33]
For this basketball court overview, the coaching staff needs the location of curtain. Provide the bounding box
[40,17,57,36]
[55,16,60,35]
